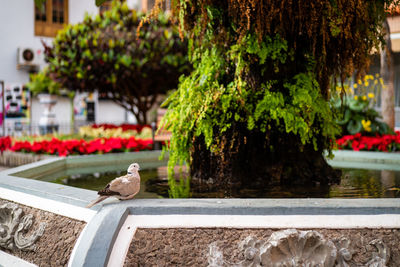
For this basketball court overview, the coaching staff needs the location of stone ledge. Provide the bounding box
[0,250,37,267]
[329,150,400,171]
[0,151,54,168]
[0,199,86,267]
[125,228,400,266]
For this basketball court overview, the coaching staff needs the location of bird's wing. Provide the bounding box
[98,183,121,196]
[109,175,140,197]
[97,177,126,196]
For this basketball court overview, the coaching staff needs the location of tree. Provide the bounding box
[44,1,190,124]
[380,19,395,130]
[158,0,397,196]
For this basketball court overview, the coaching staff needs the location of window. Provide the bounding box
[34,0,68,37]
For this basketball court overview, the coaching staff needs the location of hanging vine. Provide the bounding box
[151,0,400,196]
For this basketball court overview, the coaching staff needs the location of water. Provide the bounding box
[329,169,400,198]
[39,167,400,198]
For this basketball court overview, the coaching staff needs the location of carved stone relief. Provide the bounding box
[208,229,389,267]
[0,203,46,251]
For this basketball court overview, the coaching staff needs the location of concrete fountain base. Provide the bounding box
[0,199,85,266]
[0,151,399,266]
[126,228,400,266]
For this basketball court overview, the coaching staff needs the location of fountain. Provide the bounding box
[0,150,399,266]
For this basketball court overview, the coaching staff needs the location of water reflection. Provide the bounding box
[329,169,400,198]
[46,167,400,198]
[381,170,396,197]
[51,169,161,199]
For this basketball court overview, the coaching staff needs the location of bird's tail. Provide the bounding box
[86,196,108,208]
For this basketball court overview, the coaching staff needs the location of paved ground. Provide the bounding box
[0,165,9,171]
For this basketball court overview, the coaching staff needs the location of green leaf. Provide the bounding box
[119,55,132,67]
[95,0,108,7]
[34,0,45,10]
[348,99,367,112]
[347,120,363,135]
[336,109,350,125]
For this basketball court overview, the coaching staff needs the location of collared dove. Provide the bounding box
[86,163,141,208]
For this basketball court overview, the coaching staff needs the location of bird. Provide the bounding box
[86,163,141,208]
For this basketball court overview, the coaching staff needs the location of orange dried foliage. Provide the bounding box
[147,0,398,96]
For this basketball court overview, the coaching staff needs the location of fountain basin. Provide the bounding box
[0,150,399,266]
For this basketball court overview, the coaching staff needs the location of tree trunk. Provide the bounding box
[131,106,148,125]
[70,95,75,134]
[380,19,395,130]
[137,110,148,125]
[189,122,341,196]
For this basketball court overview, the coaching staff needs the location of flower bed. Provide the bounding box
[336,132,400,152]
[0,136,152,157]
[0,124,154,157]
[79,124,152,139]
[91,123,151,132]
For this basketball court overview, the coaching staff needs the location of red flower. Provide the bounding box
[0,136,12,152]
[336,132,400,152]
[1,135,153,156]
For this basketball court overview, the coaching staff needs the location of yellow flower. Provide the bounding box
[375,73,379,78]
[361,119,372,132]
[354,95,358,100]
[353,84,358,89]
[362,96,367,101]
[108,39,115,48]
[374,79,378,85]
[364,81,369,86]
[368,93,375,99]
[379,78,384,85]
[357,80,362,85]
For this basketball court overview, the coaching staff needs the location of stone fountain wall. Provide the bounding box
[0,151,399,266]
[0,199,85,266]
[124,228,400,266]
[0,151,54,167]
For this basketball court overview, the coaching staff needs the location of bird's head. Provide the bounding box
[127,163,140,174]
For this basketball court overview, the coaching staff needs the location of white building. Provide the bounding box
[0,0,145,135]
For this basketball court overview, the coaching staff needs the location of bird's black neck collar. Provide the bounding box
[127,171,133,174]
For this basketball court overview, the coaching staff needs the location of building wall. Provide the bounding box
[0,0,142,135]
[96,100,135,125]
[30,97,136,135]
[0,0,99,83]
[69,0,99,25]
[0,0,49,84]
